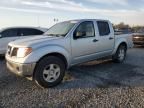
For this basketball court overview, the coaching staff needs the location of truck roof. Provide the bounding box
[64,19,109,22]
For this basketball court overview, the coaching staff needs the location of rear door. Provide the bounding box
[96,21,115,54]
[0,28,19,54]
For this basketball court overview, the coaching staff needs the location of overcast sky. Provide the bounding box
[0,0,144,29]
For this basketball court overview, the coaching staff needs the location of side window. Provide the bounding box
[1,29,18,37]
[32,29,44,35]
[74,21,95,39]
[19,28,43,36]
[97,21,110,36]
[26,29,43,35]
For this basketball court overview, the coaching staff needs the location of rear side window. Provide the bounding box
[1,29,18,37]
[19,28,44,36]
[97,21,110,36]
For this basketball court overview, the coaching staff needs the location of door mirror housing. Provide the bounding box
[74,31,86,39]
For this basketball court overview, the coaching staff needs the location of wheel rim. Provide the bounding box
[43,64,60,83]
[118,47,125,61]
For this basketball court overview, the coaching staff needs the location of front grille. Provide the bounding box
[7,46,18,57]
[11,48,18,57]
[133,36,144,41]
[133,37,144,41]
[7,46,12,55]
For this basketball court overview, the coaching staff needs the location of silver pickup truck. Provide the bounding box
[6,19,133,88]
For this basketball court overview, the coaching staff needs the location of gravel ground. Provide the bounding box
[0,47,144,108]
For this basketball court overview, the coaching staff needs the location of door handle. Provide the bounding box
[109,37,114,40]
[93,39,99,42]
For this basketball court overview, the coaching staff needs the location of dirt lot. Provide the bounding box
[0,47,144,108]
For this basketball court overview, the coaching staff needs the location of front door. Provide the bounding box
[71,21,99,64]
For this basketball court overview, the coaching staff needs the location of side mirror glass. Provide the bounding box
[0,34,2,38]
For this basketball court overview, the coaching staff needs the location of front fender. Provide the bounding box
[23,45,70,66]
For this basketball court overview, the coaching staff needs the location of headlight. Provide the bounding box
[17,47,32,58]
[134,36,139,39]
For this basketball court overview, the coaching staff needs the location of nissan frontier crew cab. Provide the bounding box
[6,19,133,88]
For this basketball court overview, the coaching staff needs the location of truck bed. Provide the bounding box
[115,33,133,48]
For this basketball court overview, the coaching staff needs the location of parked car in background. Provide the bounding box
[6,19,133,88]
[133,33,144,46]
[0,27,47,54]
[114,29,132,35]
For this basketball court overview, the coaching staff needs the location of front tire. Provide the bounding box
[34,56,65,88]
[112,44,127,63]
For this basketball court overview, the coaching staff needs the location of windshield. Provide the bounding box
[44,21,77,37]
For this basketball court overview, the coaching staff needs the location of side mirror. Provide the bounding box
[74,31,86,39]
[0,34,2,38]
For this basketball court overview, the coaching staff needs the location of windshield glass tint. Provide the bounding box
[45,21,77,37]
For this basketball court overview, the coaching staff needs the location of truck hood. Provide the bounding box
[9,35,63,47]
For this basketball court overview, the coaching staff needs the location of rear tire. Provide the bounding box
[112,44,127,63]
[34,56,65,88]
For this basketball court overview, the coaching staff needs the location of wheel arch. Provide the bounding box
[37,52,68,69]
[112,40,128,55]
[32,52,68,79]
[119,42,127,50]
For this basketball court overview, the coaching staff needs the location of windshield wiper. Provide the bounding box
[45,34,55,36]
[45,34,65,37]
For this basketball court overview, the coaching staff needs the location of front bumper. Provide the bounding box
[7,60,36,77]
